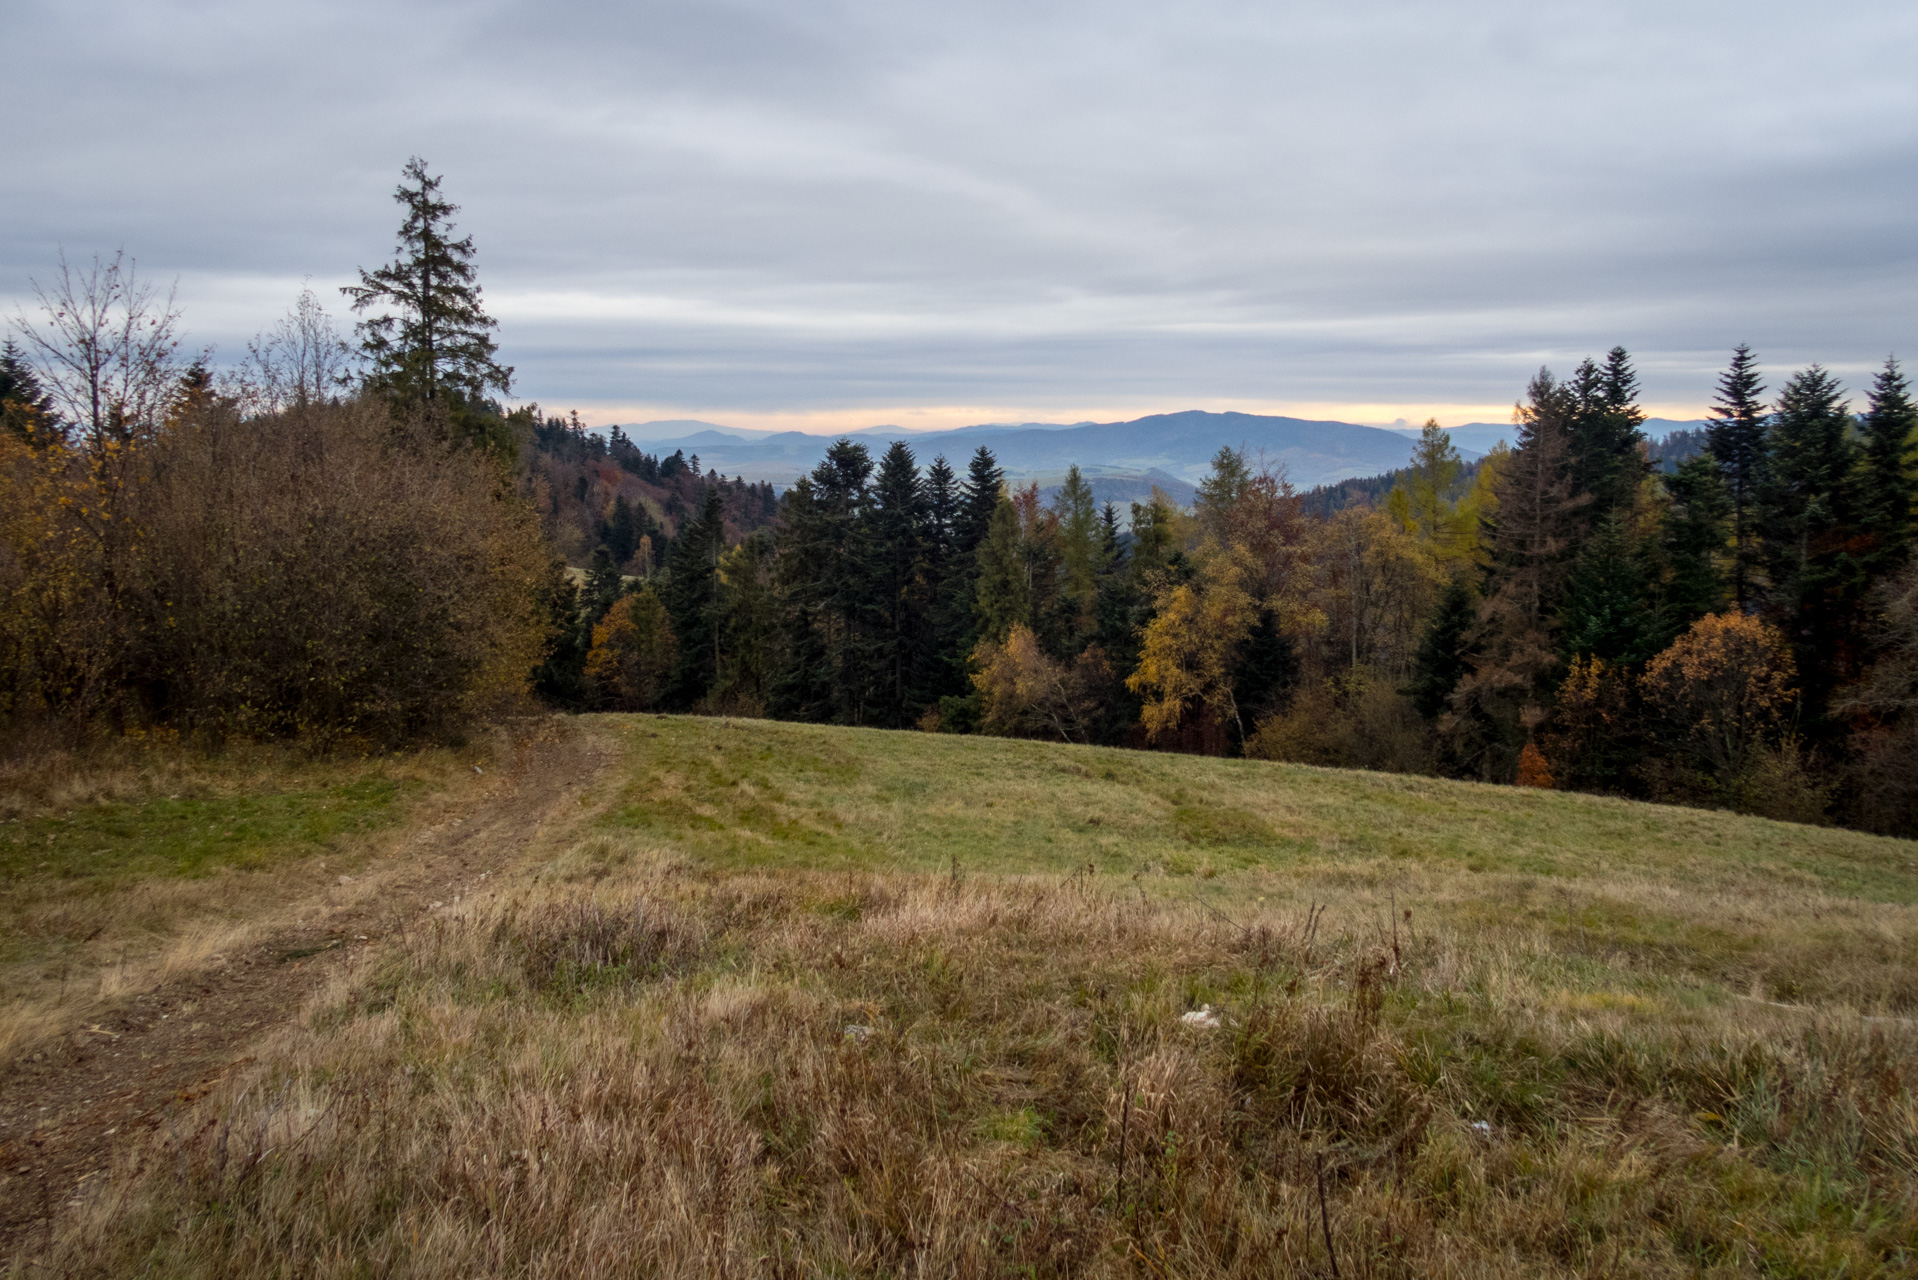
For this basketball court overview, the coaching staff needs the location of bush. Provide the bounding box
[0,396,549,745]
[1244,667,1434,773]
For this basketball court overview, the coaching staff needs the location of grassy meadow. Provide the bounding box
[15,715,1918,1277]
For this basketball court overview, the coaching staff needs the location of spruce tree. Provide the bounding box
[1762,365,1863,712]
[1704,344,1768,608]
[1857,357,1917,579]
[1659,454,1730,631]
[1564,347,1649,524]
[811,440,878,722]
[0,337,57,443]
[956,446,1004,559]
[1560,512,1658,664]
[922,454,972,701]
[1408,574,1478,721]
[664,488,726,706]
[343,158,513,444]
[868,441,929,727]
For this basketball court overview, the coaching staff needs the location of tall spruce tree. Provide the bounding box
[1408,574,1478,721]
[342,158,513,445]
[868,441,929,727]
[1659,454,1731,631]
[811,440,878,722]
[922,454,973,700]
[0,337,58,443]
[1054,465,1101,644]
[973,495,1031,645]
[664,487,726,706]
[957,447,1004,559]
[1564,347,1649,525]
[1560,512,1658,664]
[1857,357,1917,579]
[1762,365,1862,713]
[1705,344,1769,608]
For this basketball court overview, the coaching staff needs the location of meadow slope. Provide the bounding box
[8,714,1918,1277]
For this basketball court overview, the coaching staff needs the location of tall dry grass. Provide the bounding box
[35,836,1918,1277]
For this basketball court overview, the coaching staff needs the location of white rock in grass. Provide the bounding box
[843,1024,876,1043]
[1181,1005,1222,1029]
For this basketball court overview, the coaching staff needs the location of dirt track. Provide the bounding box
[0,724,609,1258]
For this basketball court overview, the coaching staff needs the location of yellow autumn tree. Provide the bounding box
[585,587,677,711]
[971,623,1112,743]
[1643,612,1797,783]
[1127,545,1256,743]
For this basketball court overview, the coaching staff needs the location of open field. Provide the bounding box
[7,715,1918,1276]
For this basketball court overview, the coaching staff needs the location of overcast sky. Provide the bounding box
[5,0,1914,431]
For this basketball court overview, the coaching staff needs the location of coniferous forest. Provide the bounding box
[7,160,1918,835]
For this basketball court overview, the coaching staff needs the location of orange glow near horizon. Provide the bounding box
[550,399,1713,435]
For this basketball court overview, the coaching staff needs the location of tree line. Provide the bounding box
[8,158,1918,835]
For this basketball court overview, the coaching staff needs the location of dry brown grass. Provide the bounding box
[31,827,1918,1277]
[0,737,496,1063]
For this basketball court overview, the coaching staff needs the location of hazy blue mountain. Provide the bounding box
[627,408,1467,492]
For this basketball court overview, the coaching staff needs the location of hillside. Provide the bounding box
[8,717,1918,1274]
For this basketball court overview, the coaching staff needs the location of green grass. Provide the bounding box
[607,714,1917,893]
[1,776,404,885]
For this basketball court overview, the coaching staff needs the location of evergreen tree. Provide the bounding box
[1053,465,1101,643]
[1407,574,1478,721]
[1233,607,1301,724]
[0,337,58,443]
[1857,357,1917,579]
[1705,344,1769,607]
[973,495,1031,645]
[956,446,1004,559]
[342,158,513,446]
[605,496,640,566]
[582,545,625,622]
[664,488,726,706]
[1659,454,1731,632]
[922,454,973,702]
[868,441,929,727]
[767,478,836,721]
[1564,347,1648,524]
[1559,512,1659,664]
[1762,365,1864,712]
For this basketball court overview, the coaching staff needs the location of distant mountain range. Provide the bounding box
[612,411,1708,502]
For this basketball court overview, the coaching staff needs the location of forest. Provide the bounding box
[5,159,1917,835]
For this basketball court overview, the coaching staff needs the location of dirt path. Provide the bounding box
[0,723,611,1257]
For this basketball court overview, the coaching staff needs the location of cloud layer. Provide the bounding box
[6,0,1913,427]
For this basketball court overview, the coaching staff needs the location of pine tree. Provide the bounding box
[1564,347,1648,524]
[582,545,624,622]
[0,337,58,443]
[1762,365,1864,712]
[1857,357,1917,579]
[1407,575,1478,721]
[1233,607,1301,724]
[807,440,878,722]
[1705,345,1768,607]
[956,446,1004,559]
[664,488,726,706]
[1659,454,1730,632]
[342,158,513,443]
[1559,512,1658,664]
[868,441,928,727]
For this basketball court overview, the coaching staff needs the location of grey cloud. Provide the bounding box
[5,0,1914,418]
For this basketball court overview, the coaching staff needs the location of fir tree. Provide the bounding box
[1053,465,1101,643]
[868,441,929,727]
[1857,357,1917,579]
[1559,512,1658,665]
[1762,364,1863,712]
[1705,345,1768,607]
[1233,607,1301,724]
[582,545,625,623]
[664,487,726,707]
[0,337,58,443]
[1407,574,1477,721]
[342,158,513,445]
[1564,347,1648,525]
[956,446,1004,559]
[1659,454,1730,632]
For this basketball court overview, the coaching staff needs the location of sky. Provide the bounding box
[4,0,1914,433]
